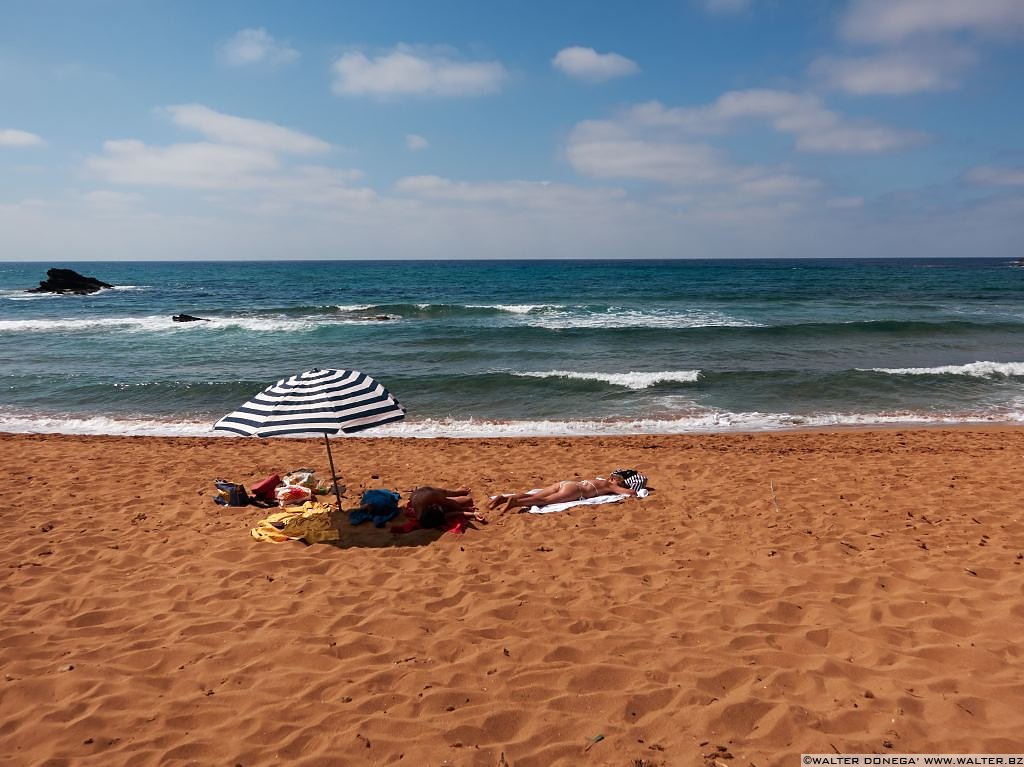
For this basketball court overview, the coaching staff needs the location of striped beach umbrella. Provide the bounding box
[214,368,406,511]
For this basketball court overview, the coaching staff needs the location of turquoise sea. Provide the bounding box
[2,259,1023,437]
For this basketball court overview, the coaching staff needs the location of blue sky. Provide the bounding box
[2,0,1023,260]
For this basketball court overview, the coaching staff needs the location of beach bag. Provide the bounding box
[275,483,313,504]
[213,479,250,507]
[283,469,318,489]
[250,473,282,502]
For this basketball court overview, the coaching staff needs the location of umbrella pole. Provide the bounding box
[323,434,344,512]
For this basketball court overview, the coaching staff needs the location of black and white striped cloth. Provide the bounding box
[613,468,648,492]
[214,368,406,437]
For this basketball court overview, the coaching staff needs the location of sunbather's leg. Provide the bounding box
[498,482,583,512]
[487,493,511,509]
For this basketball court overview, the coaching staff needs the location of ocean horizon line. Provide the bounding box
[2,256,1018,266]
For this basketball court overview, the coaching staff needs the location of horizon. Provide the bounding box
[3,255,1019,265]
[2,0,1023,261]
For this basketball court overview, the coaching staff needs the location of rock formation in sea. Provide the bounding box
[29,268,114,295]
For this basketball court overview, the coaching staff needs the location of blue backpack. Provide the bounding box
[213,479,250,507]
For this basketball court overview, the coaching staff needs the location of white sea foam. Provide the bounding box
[0,314,367,333]
[514,370,701,389]
[466,304,565,314]
[0,290,56,301]
[0,286,140,300]
[0,316,170,332]
[5,409,1023,438]
[0,288,102,301]
[207,317,322,332]
[522,308,761,329]
[0,412,220,437]
[864,361,1024,378]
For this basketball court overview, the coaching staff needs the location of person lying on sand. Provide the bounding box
[409,486,487,527]
[488,471,638,513]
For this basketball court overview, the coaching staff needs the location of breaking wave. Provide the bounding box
[513,370,702,389]
[864,361,1024,378]
[3,409,1024,438]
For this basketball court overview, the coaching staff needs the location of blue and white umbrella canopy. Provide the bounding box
[214,369,405,512]
[214,368,405,438]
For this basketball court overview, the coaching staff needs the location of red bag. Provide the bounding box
[250,474,282,501]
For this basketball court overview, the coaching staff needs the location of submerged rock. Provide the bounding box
[29,268,114,295]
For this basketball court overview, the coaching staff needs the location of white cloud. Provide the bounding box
[702,0,752,14]
[80,190,142,206]
[552,47,639,82]
[841,0,1024,43]
[83,107,367,208]
[220,166,377,214]
[567,120,727,184]
[0,129,46,148]
[625,91,924,153]
[6,171,1024,262]
[85,140,280,189]
[811,49,971,95]
[84,140,372,206]
[332,47,506,98]
[795,125,923,153]
[566,117,822,204]
[164,104,331,154]
[735,174,821,196]
[406,134,429,151]
[395,174,627,209]
[77,190,145,215]
[966,165,1024,186]
[219,28,299,67]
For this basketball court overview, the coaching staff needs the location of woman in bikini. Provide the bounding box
[487,471,636,512]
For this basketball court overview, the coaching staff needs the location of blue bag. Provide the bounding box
[213,479,250,507]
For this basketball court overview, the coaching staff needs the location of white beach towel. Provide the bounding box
[526,492,626,514]
[489,487,648,515]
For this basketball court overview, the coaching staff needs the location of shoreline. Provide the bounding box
[6,420,1024,437]
[3,415,1024,440]
[3,427,1024,765]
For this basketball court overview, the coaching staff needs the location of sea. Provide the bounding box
[2,259,1023,438]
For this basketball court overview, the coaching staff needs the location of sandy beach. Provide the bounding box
[2,427,1024,766]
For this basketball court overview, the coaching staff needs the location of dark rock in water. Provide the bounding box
[172,314,210,322]
[29,268,114,295]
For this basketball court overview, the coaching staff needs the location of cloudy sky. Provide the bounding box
[2,0,1023,260]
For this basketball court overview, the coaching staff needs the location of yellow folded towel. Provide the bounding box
[250,501,339,544]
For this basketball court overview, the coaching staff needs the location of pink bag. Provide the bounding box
[250,474,281,501]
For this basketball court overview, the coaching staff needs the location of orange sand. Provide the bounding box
[2,428,1024,766]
